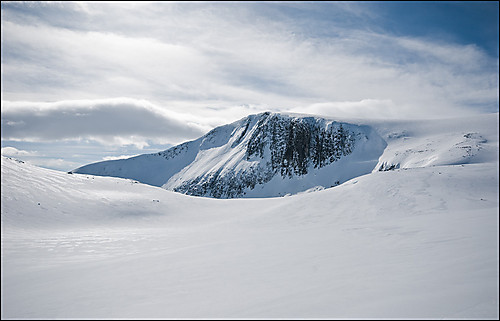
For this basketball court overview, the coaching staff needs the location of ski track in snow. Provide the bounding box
[1,113,499,319]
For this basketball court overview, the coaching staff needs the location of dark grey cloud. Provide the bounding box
[1,99,208,146]
[0,1,90,31]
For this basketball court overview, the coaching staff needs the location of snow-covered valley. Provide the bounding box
[1,113,499,319]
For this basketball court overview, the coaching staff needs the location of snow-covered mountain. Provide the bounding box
[72,112,387,197]
[73,111,498,199]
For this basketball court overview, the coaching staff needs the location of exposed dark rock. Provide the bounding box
[174,113,357,198]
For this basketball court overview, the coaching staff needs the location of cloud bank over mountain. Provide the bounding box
[1,98,208,147]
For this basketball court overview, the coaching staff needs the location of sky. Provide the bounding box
[1,1,499,171]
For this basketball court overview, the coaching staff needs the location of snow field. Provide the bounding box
[1,155,498,318]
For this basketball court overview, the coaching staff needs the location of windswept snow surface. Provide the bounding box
[1,113,499,319]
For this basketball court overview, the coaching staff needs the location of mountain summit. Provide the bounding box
[73,112,386,198]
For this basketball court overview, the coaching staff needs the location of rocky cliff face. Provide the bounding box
[246,112,355,175]
[171,112,359,197]
[74,112,386,198]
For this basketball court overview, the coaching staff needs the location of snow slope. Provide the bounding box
[1,111,498,319]
[368,114,499,171]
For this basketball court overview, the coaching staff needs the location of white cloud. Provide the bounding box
[1,2,498,133]
[25,158,80,172]
[102,154,141,161]
[0,146,77,171]
[1,146,40,157]
[290,98,480,121]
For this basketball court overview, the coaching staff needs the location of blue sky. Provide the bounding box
[1,1,498,171]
